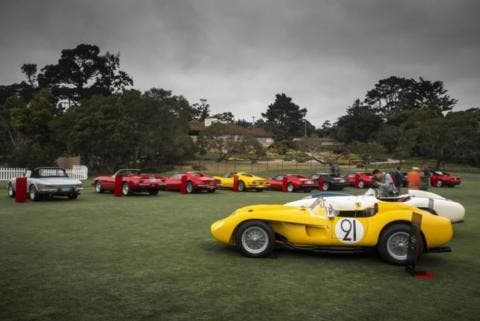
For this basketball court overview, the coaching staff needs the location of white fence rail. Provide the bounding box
[0,165,88,181]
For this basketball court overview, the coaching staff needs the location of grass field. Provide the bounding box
[1,173,480,321]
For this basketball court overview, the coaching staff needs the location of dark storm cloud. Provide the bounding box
[1,0,479,125]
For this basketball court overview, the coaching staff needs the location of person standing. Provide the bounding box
[392,166,403,193]
[372,169,397,197]
[407,167,421,190]
[420,164,430,190]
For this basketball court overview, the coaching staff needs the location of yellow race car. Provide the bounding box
[213,172,269,192]
[211,196,453,264]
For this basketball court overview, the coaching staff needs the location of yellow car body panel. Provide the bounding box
[211,201,453,250]
[213,172,269,190]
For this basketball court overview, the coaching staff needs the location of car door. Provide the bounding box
[103,176,115,191]
[222,172,234,188]
[168,174,182,190]
[270,175,283,190]
[329,211,370,247]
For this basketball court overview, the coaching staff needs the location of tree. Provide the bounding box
[365,76,456,121]
[21,64,38,87]
[7,89,62,166]
[37,44,133,105]
[196,123,265,162]
[190,99,210,121]
[348,141,386,170]
[212,112,234,123]
[66,89,195,170]
[262,93,308,140]
[317,120,335,137]
[335,99,383,143]
[295,136,345,164]
[235,119,253,128]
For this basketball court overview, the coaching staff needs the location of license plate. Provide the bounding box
[149,178,156,183]
[61,187,71,192]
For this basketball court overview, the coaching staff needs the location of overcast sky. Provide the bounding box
[0,0,479,125]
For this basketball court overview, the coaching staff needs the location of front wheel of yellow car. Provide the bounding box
[378,223,423,265]
[235,221,274,257]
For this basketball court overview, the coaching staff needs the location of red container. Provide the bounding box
[281,176,288,192]
[15,177,27,203]
[180,175,187,194]
[114,175,123,197]
[232,175,239,192]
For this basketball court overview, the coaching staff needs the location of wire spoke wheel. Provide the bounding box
[386,231,409,261]
[241,226,269,254]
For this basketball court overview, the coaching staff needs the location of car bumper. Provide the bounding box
[37,187,83,194]
[196,184,216,189]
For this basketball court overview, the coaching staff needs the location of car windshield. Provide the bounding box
[116,169,141,176]
[189,172,205,177]
[36,168,68,178]
[434,171,445,175]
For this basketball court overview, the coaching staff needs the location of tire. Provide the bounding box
[8,183,15,198]
[95,181,104,193]
[377,223,423,265]
[358,181,365,189]
[186,181,194,193]
[287,183,294,193]
[207,189,216,193]
[149,190,159,196]
[68,193,78,200]
[235,220,275,258]
[322,182,330,191]
[29,185,39,201]
[436,180,443,188]
[122,182,131,196]
[238,181,245,192]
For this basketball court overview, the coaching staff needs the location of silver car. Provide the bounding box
[8,167,83,201]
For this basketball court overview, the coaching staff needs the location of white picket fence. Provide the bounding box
[0,165,88,181]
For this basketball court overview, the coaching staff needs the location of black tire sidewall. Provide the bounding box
[378,223,423,265]
[238,181,245,192]
[122,183,130,196]
[235,220,275,258]
[287,183,294,192]
[8,183,15,198]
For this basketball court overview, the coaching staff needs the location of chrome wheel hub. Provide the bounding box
[387,231,409,260]
[241,226,268,254]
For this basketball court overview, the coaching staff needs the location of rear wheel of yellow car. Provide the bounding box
[238,181,245,192]
[378,223,423,265]
[235,221,274,257]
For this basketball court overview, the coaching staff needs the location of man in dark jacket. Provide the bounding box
[392,166,403,192]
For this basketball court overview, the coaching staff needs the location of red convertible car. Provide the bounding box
[162,171,217,193]
[346,172,374,189]
[268,174,317,192]
[430,170,461,187]
[93,169,164,196]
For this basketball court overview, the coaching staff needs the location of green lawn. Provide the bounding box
[1,174,479,321]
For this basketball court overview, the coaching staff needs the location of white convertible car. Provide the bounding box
[285,189,465,223]
[8,167,83,201]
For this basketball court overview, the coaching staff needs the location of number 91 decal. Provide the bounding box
[335,218,364,244]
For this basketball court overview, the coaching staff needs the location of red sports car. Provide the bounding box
[162,171,217,193]
[346,172,374,189]
[93,169,165,196]
[430,170,461,187]
[268,174,317,192]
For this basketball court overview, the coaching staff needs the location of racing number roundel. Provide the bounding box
[335,218,364,244]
